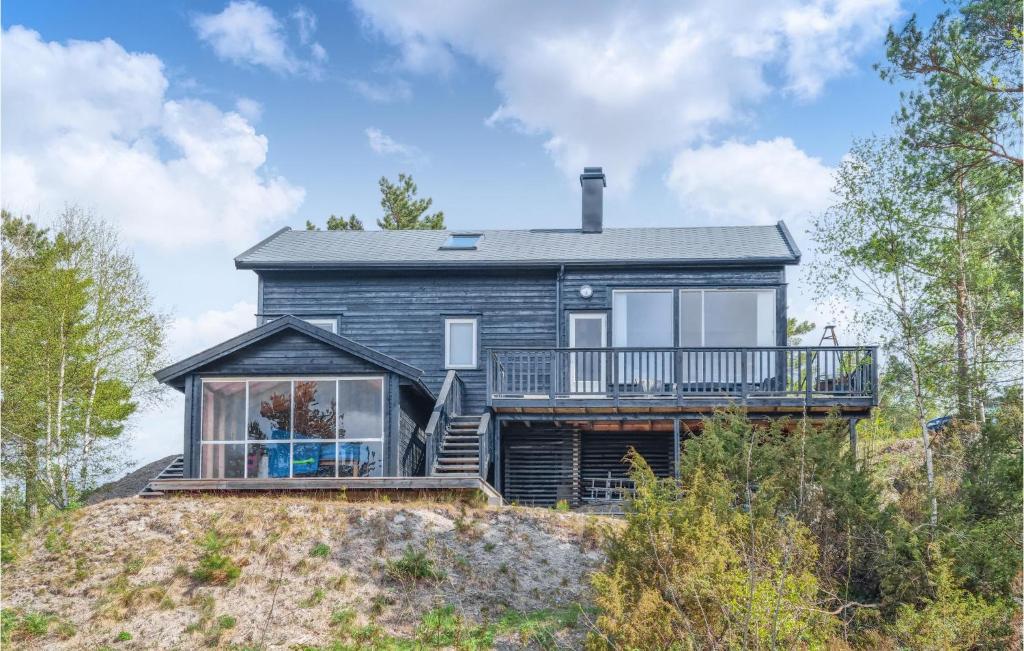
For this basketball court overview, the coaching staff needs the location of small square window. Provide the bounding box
[440,233,481,250]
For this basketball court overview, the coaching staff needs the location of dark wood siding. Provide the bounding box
[502,428,580,506]
[192,331,383,376]
[260,270,558,413]
[580,431,673,480]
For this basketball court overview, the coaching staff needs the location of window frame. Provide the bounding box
[610,288,675,348]
[444,317,479,369]
[199,376,385,480]
[439,233,482,250]
[302,317,338,334]
[678,288,777,347]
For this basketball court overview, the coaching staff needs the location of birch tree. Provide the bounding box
[1,209,167,513]
[812,138,944,527]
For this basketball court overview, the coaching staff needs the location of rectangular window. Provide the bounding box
[678,289,777,385]
[302,318,338,334]
[612,291,674,391]
[440,233,481,250]
[678,289,776,346]
[444,318,478,369]
[200,376,384,480]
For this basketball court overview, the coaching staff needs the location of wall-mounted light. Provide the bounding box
[579,284,593,299]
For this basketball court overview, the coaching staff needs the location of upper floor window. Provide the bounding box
[679,289,775,347]
[440,233,481,250]
[444,317,478,369]
[612,290,674,347]
[302,317,338,334]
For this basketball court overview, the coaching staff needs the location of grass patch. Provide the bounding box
[386,546,445,582]
[300,588,326,608]
[192,530,242,586]
[310,542,331,558]
[1,608,76,645]
[115,630,133,642]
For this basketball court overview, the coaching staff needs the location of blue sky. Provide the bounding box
[2,0,940,467]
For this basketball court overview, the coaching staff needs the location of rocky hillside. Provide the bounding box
[2,496,610,650]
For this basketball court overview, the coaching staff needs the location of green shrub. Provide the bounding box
[386,546,445,582]
[300,588,325,608]
[587,452,836,649]
[192,530,242,585]
[310,542,330,558]
[553,499,570,512]
[115,630,132,642]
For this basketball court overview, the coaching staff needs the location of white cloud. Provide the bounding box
[193,1,326,76]
[365,127,424,162]
[352,0,898,186]
[348,78,413,103]
[1,26,304,247]
[167,301,257,358]
[234,97,263,122]
[666,138,834,226]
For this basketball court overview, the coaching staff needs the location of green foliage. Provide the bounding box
[553,499,570,512]
[886,547,1013,649]
[786,317,816,345]
[300,588,326,608]
[310,542,331,558]
[191,530,242,586]
[385,546,445,582]
[1,208,167,523]
[375,174,444,230]
[306,214,365,231]
[115,630,132,642]
[589,442,837,649]
[304,173,443,231]
[1,608,75,645]
[416,605,495,649]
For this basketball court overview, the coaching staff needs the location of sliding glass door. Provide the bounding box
[569,312,607,394]
[612,290,674,394]
[679,289,776,387]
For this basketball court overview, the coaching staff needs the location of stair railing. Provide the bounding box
[425,370,463,474]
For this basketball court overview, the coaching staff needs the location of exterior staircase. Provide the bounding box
[138,455,184,498]
[432,415,482,475]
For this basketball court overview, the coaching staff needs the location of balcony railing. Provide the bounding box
[487,346,878,405]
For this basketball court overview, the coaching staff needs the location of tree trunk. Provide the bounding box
[953,183,973,421]
[909,357,938,528]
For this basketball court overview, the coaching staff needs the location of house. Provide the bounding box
[151,167,877,505]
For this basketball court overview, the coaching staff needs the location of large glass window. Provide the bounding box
[678,289,777,385]
[612,290,674,347]
[612,291,674,391]
[678,289,775,346]
[201,377,384,480]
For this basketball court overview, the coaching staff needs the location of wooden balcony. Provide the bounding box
[487,346,878,416]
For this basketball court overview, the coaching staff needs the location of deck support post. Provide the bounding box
[494,417,502,495]
[673,418,681,480]
[849,418,858,458]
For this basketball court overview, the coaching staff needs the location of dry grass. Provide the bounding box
[2,495,609,649]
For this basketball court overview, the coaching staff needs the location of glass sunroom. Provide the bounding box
[199,377,384,479]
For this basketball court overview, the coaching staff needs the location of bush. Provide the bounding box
[587,454,836,649]
[386,546,445,582]
[191,530,242,586]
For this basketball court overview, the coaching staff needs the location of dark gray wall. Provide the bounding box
[257,265,789,412]
[259,270,559,413]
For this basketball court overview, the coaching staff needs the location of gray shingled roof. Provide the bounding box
[235,221,800,269]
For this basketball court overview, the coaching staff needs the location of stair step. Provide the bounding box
[434,465,479,472]
[443,444,479,451]
[438,456,479,463]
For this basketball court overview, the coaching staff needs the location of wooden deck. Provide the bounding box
[148,476,503,505]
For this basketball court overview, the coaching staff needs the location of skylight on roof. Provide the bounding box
[440,233,481,250]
